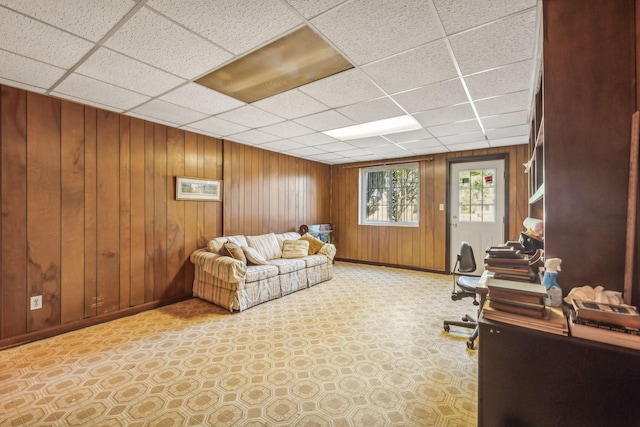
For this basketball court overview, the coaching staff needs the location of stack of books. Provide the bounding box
[569,299,640,350]
[484,246,541,282]
[483,278,568,336]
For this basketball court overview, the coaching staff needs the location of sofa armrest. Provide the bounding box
[318,243,336,262]
[190,249,247,283]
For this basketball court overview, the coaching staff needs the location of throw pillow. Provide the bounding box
[282,240,309,259]
[300,233,325,255]
[224,242,247,264]
[242,246,269,265]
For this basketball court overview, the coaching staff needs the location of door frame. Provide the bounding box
[445,153,510,274]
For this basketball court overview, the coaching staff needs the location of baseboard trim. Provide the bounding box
[0,296,191,351]
[334,258,446,275]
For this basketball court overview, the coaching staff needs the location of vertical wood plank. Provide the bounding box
[196,135,206,246]
[203,136,219,242]
[153,124,168,301]
[119,115,131,308]
[1,86,28,338]
[60,100,85,323]
[166,127,185,298]
[130,118,145,306]
[184,132,198,293]
[84,107,97,317]
[144,121,155,302]
[96,110,120,314]
[26,92,61,332]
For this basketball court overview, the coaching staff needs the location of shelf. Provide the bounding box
[529,183,544,203]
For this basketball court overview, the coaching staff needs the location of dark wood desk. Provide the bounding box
[478,317,640,426]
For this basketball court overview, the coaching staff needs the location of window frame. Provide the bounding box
[358,162,420,227]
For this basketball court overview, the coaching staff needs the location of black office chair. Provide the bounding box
[443,241,481,349]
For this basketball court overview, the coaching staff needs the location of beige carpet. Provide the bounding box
[0,262,478,426]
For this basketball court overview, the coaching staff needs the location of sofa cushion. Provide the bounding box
[299,233,325,255]
[282,240,309,259]
[224,242,247,264]
[207,235,248,254]
[246,233,282,260]
[302,254,327,268]
[245,264,279,282]
[243,246,269,265]
[268,258,306,274]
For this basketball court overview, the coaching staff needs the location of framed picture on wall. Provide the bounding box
[175,176,222,201]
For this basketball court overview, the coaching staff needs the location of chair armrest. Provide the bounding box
[190,249,247,283]
[318,243,336,262]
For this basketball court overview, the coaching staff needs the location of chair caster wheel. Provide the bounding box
[443,324,450,332]
[461,316,468,322]
[466,340,475,349]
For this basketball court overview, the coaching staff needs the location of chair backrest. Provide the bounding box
[457,241,477,274]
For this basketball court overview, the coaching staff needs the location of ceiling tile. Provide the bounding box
[445,141,490,150]
[485,124,529,140]
[397,139,441,150]
[480,110,529,129]
[315,141,359,152]
[450,9,537,75]
[186,116,249,137]
[148,0,302,55]
[413,103,476,127]
[306,152,345,161]
[346,136,390,148]
[438,131,486,145]
[160,83,245,116]
[348,153,380,161]
[105,7,232,79]
[298,69,385,108]
[311,0,441,65]
[285,146,328,157]
[384,128,433,144]
[366,144,410,155]
[0,7,93,68]
[433,0,536,35]
[259,121,314,139]
[130,99,208,126]
[428,119,481,137]
[229,130,280,145]
[258,139,306,151]
[489,135,529,147]
[293,110,355,132]
[393,79,468,113]
[0,0,137,42]
[465,60,533,100]
[0,78,47,94]
[216,105,285,128]
[362,40,457,94]
[253,89,329,120]
[75,48,185,97]
[53,74,149,111]
[51,92,124,112]
[284,0,348,19]
[0,50,65,91]
[337,97,405,123]
[291,132,339,146]
[474,90,530,117]
[126,112,180,128]
[339,148,374,158]
[408,145,449,155]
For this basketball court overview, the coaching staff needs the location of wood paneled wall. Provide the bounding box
[222,141,332,236]
[330,145,529,272]
[0,85,226,344]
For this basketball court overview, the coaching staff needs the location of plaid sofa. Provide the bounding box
[190,232,336,311]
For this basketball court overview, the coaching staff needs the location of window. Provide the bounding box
[359,163,419,226]
[457,168,496,223]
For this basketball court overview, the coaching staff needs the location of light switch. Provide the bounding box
[439,204,444,211]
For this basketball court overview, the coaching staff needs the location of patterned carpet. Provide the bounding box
[0,262,478,426]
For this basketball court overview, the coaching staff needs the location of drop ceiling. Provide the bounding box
[0,0,541,165]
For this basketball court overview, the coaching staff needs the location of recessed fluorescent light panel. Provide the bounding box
[323,115,422,141]
[196,26,353,103]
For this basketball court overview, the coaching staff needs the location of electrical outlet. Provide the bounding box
[30,295,42,310]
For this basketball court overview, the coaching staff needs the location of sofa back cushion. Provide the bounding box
[246,233,282,260]
[282,239,309,259]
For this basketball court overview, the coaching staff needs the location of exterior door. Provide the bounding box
[450,159,506,274]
